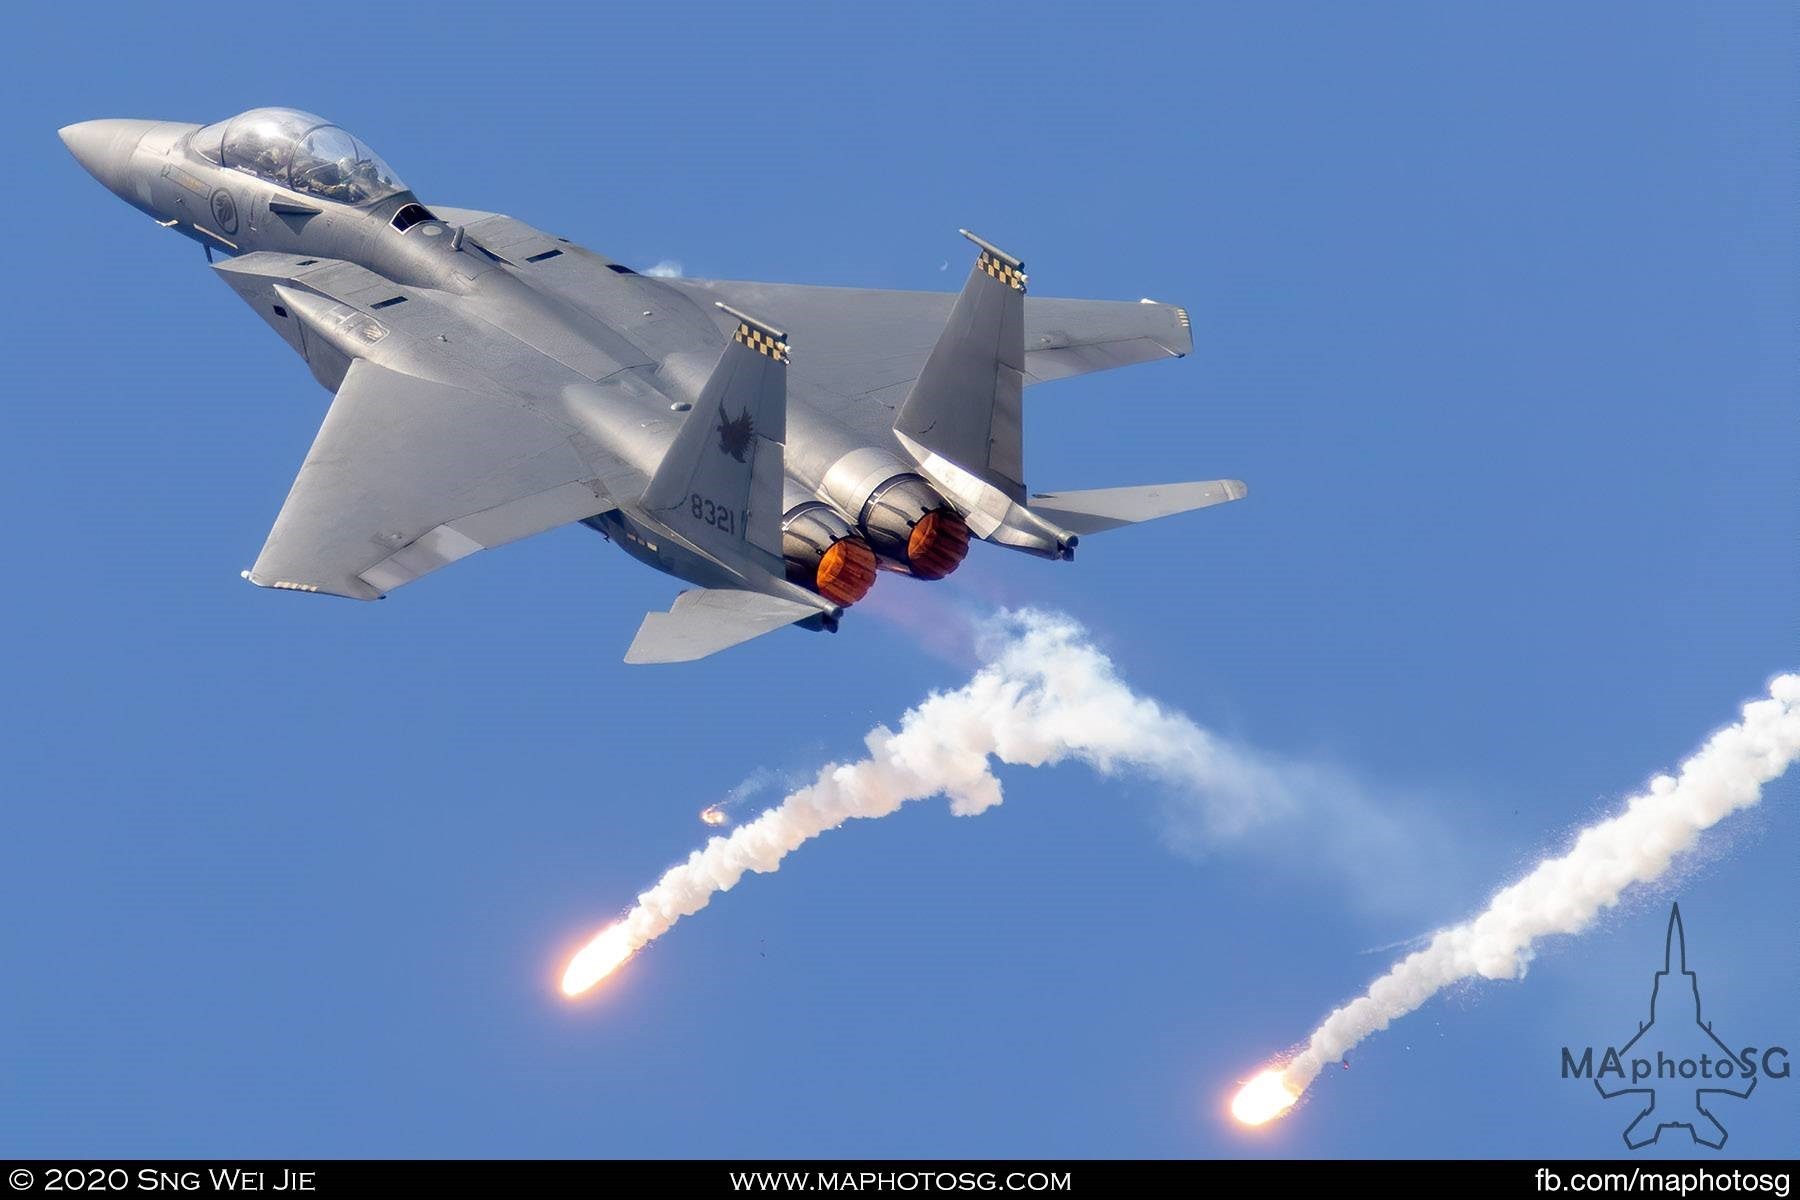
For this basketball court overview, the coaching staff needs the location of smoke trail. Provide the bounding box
[564,608,1353,994]
[1237,673,1800,1122]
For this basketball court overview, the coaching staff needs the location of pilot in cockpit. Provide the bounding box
[192,107,407,207]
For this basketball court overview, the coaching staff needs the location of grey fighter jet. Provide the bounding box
[61,108,1245,662]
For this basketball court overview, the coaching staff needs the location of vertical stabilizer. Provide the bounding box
[642,304,789,574]
[894,230,1029,502]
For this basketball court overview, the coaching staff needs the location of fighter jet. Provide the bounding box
[60,108,1245,662]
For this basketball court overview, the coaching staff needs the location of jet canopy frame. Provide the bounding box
[192,107,407,206]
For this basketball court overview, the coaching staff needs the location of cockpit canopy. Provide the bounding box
[192,108,407,206]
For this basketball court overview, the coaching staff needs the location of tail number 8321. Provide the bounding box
[690,493,739,536]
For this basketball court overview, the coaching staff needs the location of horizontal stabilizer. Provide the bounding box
[624,588,825,665]
[1028,480,1247,535]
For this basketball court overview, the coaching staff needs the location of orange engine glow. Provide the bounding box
[816,538,879,606]
[905,510,970,580]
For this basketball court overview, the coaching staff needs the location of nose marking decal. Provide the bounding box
[210,188,239,235]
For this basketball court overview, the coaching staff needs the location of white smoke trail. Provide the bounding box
[644,259,683,278]
[1241,672,1800,1120]
[564,608,1357,994]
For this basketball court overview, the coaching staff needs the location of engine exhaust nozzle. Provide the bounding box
[782,502,879,605]
[859,475,970,580]
[904,508,971,580]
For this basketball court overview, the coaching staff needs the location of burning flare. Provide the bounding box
[1230,1069,1300,1126]
[560,924,636,996]
[699,806,729,827]
[1232,672,1800,1123]
[555,610,1331,1003]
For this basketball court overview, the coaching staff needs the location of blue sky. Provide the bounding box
[5,1,1795,1158]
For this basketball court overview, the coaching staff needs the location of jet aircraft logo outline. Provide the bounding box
[1594,905,1756,1149]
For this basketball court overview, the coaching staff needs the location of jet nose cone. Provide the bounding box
[59,119,161,199]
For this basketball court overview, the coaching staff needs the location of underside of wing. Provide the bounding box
[663,279,1191,405]
[624,588,827,664]
[249,359,618,600]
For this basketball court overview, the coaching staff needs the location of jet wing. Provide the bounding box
[248,359,617,600]
[425,210,1190,403]
[662,279,1192,404]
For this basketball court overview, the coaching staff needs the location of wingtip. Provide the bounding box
[240,567,380,600]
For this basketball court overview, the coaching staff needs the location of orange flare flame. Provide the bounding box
[1230,1069,1300,1127]
[561,924,635,997]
